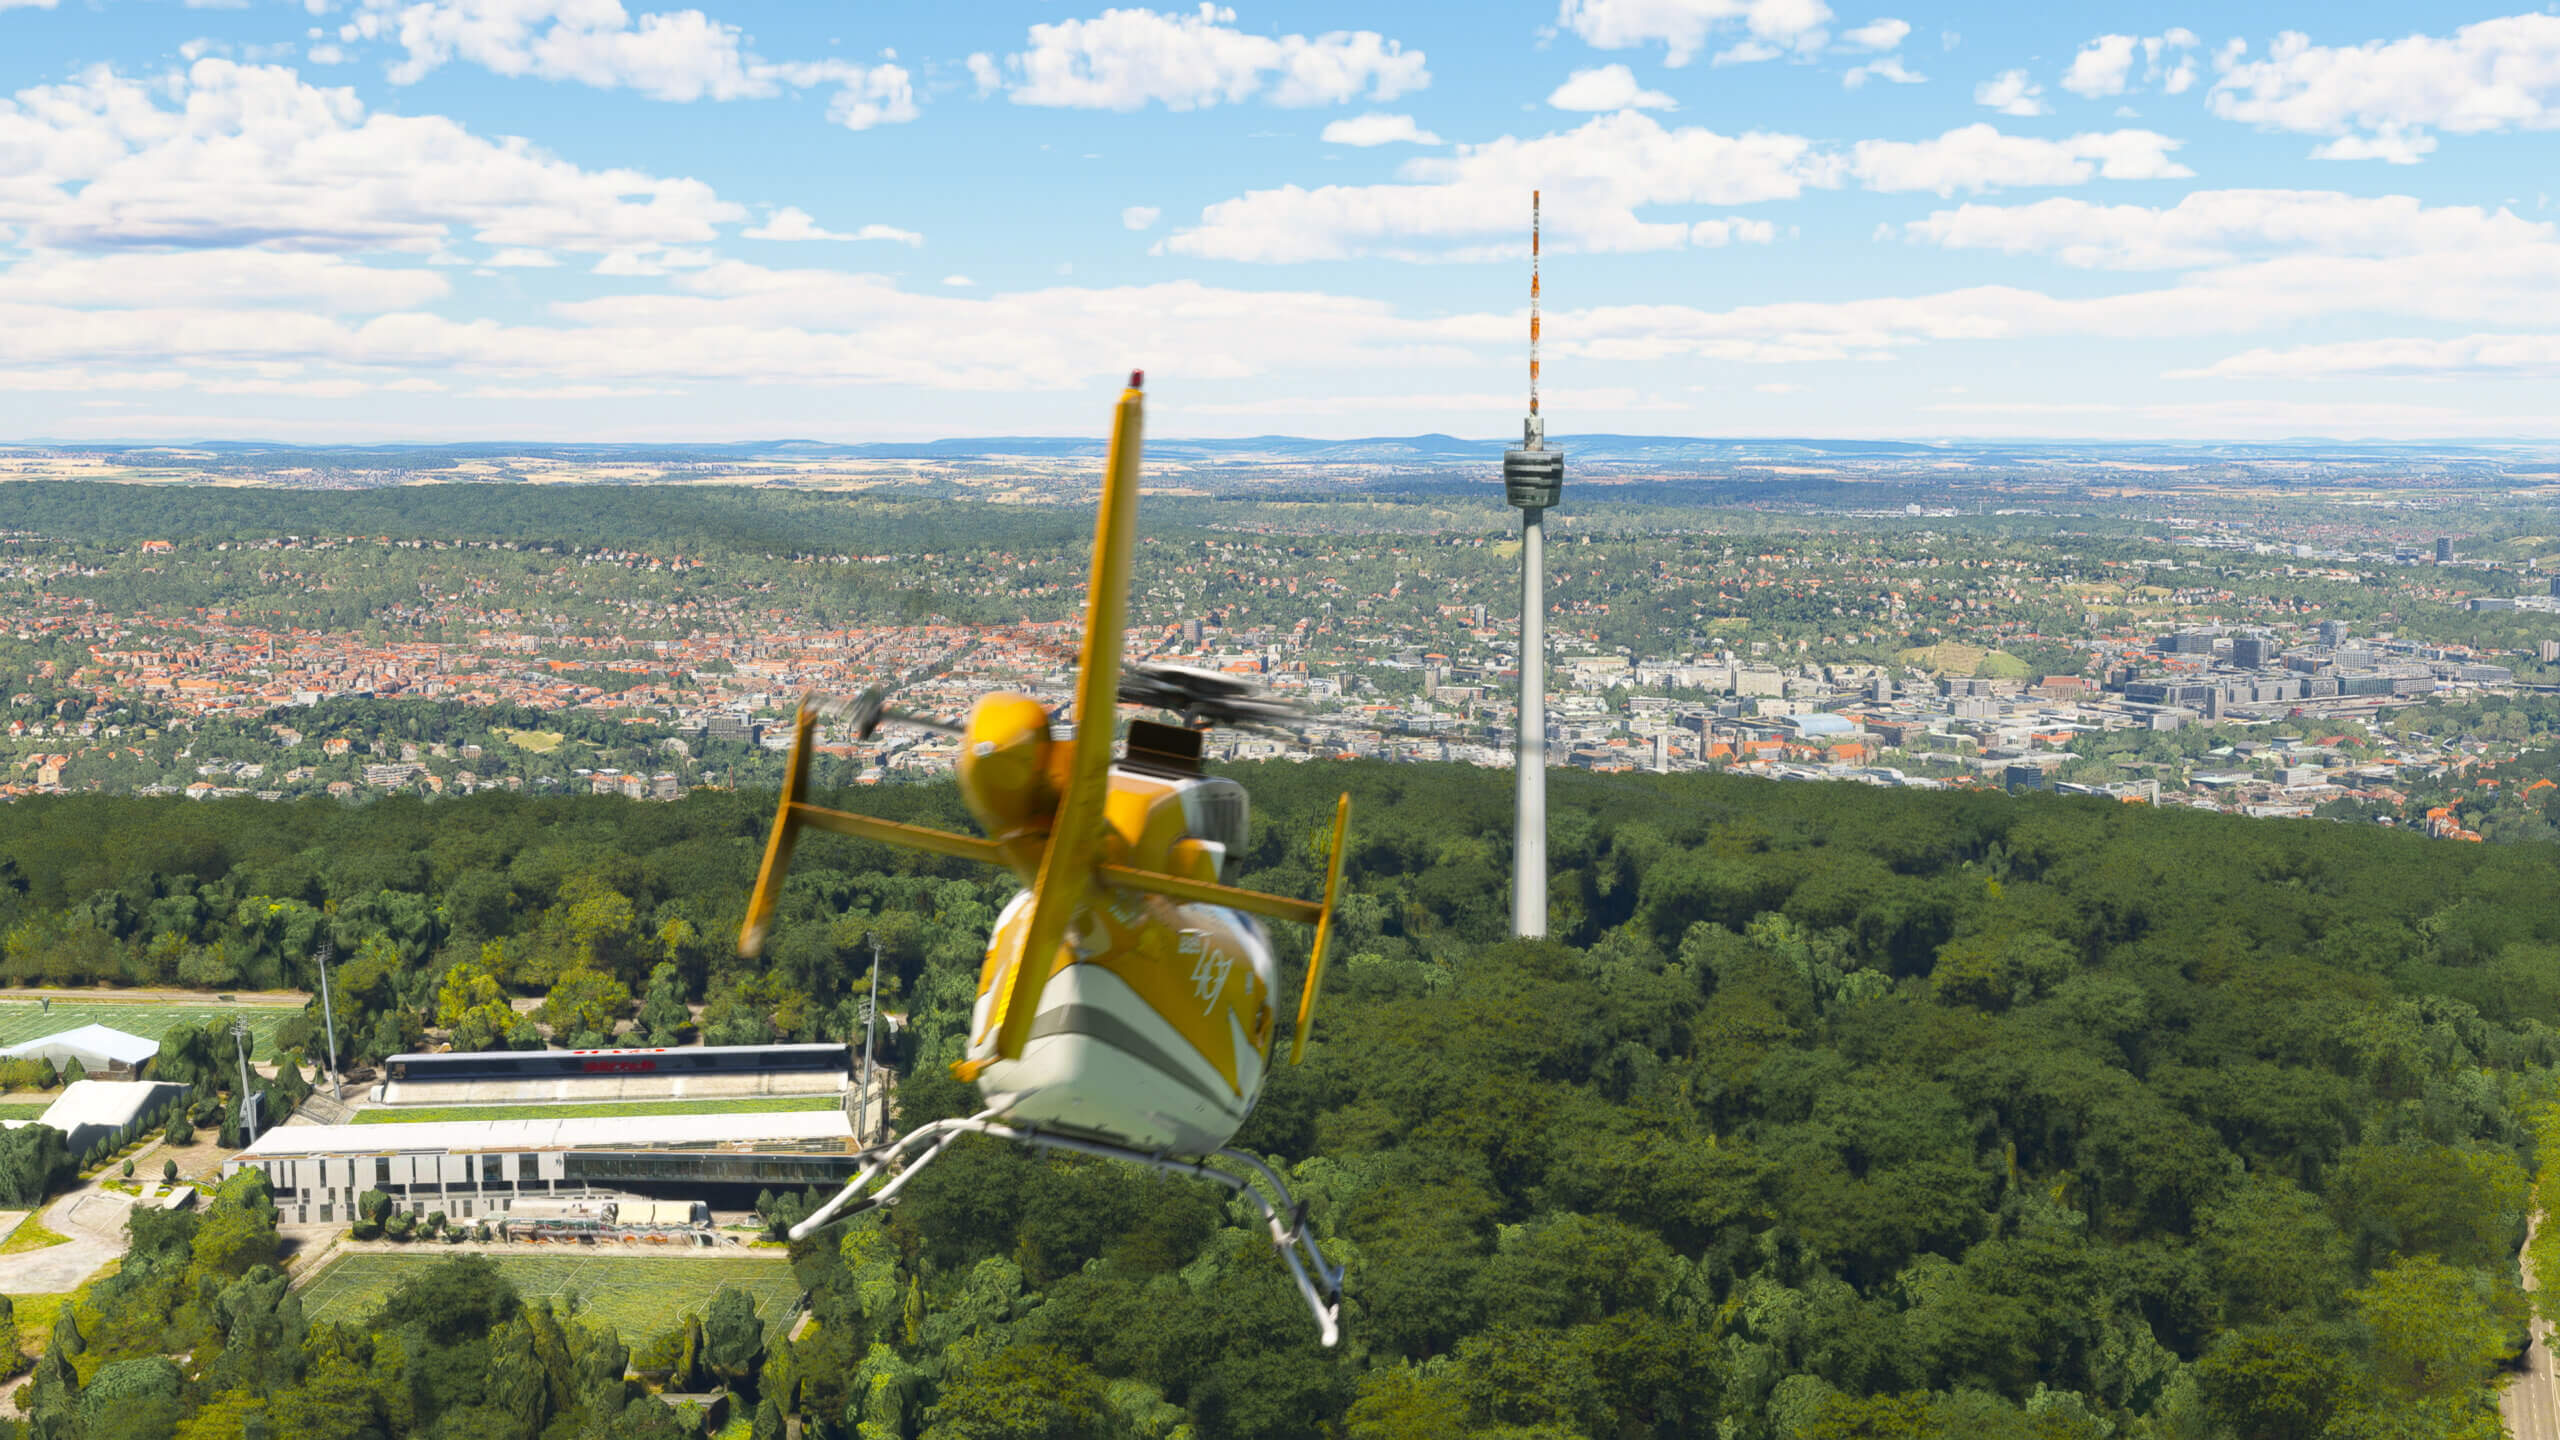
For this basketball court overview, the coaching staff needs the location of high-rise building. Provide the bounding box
[2231,634,2273,669]
[1502,192,1565,941]
[2436,537,2454,563]
[2548,575,2560,598]
[2318,619,2349,648]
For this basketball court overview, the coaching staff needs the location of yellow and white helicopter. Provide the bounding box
[737,371,1353,1343]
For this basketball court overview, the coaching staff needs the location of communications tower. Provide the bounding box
[1503,192,1564,939]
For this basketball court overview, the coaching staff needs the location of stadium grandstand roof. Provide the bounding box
[237,1108,853,1159]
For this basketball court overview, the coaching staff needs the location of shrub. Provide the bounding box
[351,1219,382,1241]
[161,1159,178,1184]
[120,1159,133,1180]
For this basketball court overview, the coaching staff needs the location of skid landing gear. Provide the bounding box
[790,1111,1347,1346]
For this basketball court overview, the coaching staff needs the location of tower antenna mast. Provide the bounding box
[1530,190,1541,419]
[1502,191,1565,939]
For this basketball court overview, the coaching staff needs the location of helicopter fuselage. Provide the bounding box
[962,765,1278,1155]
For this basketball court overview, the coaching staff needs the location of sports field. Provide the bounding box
[352,1094,843,1125]
[298,1252,803,1341]
[0,1001,300,1053]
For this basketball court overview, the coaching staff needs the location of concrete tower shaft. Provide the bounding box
[1503,191,1563,939]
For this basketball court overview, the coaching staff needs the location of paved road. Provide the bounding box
[2509,1213,2558,1440]
[0,1185,129,1295]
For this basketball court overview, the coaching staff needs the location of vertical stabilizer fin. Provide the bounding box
[1292,791,1353,1065]
[986,373,1147,1063]
[739,702,818,958]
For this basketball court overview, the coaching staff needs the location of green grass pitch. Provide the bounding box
[352,1094,844,1125]
[298,1252,804,1342]
[0,1001,300,1055]
[0,1103,48,1121]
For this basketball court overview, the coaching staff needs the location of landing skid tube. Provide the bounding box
[789,1111,1346,1346]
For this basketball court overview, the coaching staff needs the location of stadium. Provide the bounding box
[232,1040,866,1225]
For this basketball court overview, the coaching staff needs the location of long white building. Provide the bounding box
[226,1109,858,1224]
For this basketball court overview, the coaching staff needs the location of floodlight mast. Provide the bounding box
[231,1017,258,1144]
[1503,191,1564,939]
[314,940,341,1103]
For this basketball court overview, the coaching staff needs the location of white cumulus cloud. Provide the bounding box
[1321,112,1445,145]
[989,4,1427,111]
[1121,205,1161,230]
[2174,332,2560,380]
[1849,124,2192,195]
[1903,189,2554,269]
[2061,34,2139,97]
[1843,56,1922,88]
[1841,17,1909,50]
[1974,69,2047,116]
[2210,14,2560,162]
[2061,29,2197,100]
[0,59,744,255]
[1547,65,1676,111]
[343,0,917,128]
[1166,110,1834,262]
[1558,0,1834,68]
[744,207,922,243]
[1691,217,1776,245]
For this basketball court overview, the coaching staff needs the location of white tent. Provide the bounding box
[0,1023,160,1076]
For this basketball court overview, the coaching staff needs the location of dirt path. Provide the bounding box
[0,987,308,1006]
[2508,1212,2558,1440]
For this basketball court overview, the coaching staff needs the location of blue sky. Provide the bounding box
[2,0,2557,442]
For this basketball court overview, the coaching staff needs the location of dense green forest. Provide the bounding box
[4,765,2560,1437]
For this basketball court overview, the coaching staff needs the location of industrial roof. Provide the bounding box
[0,1023,160,1065]
[237,1107,854,1159]
[35,1079,186,1132]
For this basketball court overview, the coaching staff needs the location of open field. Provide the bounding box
[0,1103,48,1120]
[0,1001,299,1052]
[298,1252,803,1341]
[353,1094,843,1125]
